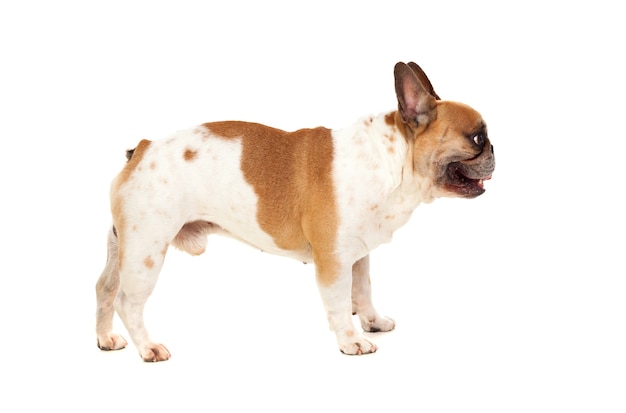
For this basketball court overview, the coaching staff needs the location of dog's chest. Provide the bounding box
[339,184,418,252]
[331,116,422,255]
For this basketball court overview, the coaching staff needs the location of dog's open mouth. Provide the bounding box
[444,162,491,198]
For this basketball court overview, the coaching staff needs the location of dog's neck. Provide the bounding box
[335,110,438,207]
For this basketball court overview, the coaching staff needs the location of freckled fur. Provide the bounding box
[95,61,495,361]
[111,139,152,272]
[183,148,198,161]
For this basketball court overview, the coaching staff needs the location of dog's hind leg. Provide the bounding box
[351,255,395,333]
[111,220,213,362]
[95,226,128,351]
[114,228,174,362]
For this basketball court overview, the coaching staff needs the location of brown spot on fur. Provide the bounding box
[161,244,169,257]
[150,161,156,169]
[205,121,340,286]
[384,112,396,126]
[144,255,154,269]
[184,148,198,161]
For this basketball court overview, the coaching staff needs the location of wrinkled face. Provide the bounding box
[413,101,495,198]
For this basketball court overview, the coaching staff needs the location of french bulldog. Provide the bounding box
[96,62,495,361]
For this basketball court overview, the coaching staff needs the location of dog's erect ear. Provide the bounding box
[407,62,440,100]
[394,62,437,126]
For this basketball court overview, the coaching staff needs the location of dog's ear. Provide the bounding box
[394,62,437,126]
[407,62,440,100]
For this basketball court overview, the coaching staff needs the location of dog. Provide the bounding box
[95,62,495,362]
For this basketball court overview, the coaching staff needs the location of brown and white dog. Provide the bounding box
[96,62,495,362]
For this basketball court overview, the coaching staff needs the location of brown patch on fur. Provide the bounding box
[384,112,395,126]
[435,102,483,133]
[205,121,340,286]
[116,140,151,189]
[111,139,152,272]
[184,148,198,161]
[385,111,412,143]
[411,101,485,179]
[144,255,154,269]
[415,102,482,153]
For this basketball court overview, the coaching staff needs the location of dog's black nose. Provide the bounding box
[490,145,494,155]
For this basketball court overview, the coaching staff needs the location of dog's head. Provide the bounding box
[394,61,495,198]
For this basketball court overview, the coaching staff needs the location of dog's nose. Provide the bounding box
[490,144,494,155]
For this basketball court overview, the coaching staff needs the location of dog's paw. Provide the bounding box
[338,335,378,355]
[361,316,396,333]
[140,344,171,362]
[97,333,128,351]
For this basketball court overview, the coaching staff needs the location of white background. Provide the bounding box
[1,1,624,411]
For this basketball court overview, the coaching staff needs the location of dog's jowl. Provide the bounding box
[95,62,495,362]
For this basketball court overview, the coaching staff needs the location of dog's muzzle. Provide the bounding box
[444,141,495,198]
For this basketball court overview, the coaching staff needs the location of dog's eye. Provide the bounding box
[473,134,485,146]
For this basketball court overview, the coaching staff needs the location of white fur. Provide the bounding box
[116,128,293,256]
[96,98,489,360]
[99,113,427,359]
[332,112,433,263]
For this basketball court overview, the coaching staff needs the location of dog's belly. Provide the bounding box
[200,215,314,263]
[162,128,314,263]
[218,226,314,263]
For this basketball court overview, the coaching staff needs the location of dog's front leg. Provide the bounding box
[351,255,395,333]
[316,259,378,355]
